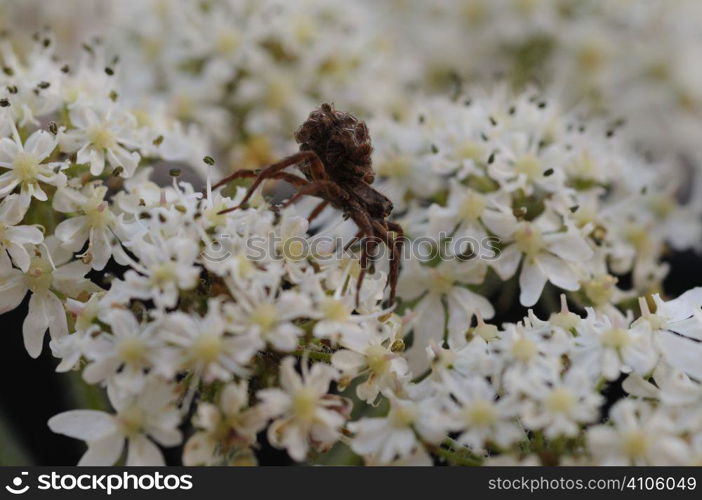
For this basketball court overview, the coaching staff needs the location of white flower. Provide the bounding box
[0,239,97,357]
[0,126,66,207]
[59,105,140,177]
[349,396,446,465]
[637,289,702,380]
[53,183,117,270]
[426,178,508,255]
[183,381,266,466]
[224,279,310,352]
[398,259,494,372]
[332,326,409,404]
[484,207,593,306]
[587,400,689,465]
[443,376,523,452]
[258,357,350,461]
[574,308,657,381]
[0,194,43,273]
[81,309,166,392]
[519,368,602,438]
[162,301,262,382]
[493,320,570,388]
[114,236,200,309]
[48,379,182,466]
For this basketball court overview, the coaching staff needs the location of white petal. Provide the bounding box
[491,244,521,280]
[126,435,165,466]
[519,260,547,307]
[544,231,593,262]
[537,254,579,291]
[24,130,57,159]
[78,433,124,466]
[658,333,702,380]
[55,216,89,249]
[48,410,117,441]
[24,292,51,358]
[0,271,27,313]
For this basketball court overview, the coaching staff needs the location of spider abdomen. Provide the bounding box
[295,103,374,182]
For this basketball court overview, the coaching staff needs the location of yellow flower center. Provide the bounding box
[584,274,617,306]
[85,201,111,228]
[578,43,606,73]
[193,333,223,364]
[377,157,410,178]
[622,430,650,459]
[429,270,454,295]
[117,405,144,437]
[150,262,176,286]
[365,344,390,375]
[216,31,241,55]
[465,400,497,427]
[515,154,542,180]
[514,223,544,257]
[512,336,537,362]
[292,387,319,421]
[26,257,53,293]
[601,328,630,349]
[88,126,116,150]
[389,404,417,428]
[173,94,195,120]
[281,239,306,261]
[546,388,576,414]
[12,152,41,182]
[458,191,486,222]
[456,140,484,162]
[265,80,291,110]
[249,303,278,334]
[321,298,351,322]
[118,336,147,365]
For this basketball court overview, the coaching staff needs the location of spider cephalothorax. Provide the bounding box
[295,103,375,184]
[214,103,403,307]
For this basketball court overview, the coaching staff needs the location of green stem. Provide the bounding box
[292,348,333,363]
[432,441,483,466]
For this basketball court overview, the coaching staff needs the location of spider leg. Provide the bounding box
[385,220,404,306]
[270,172,310,188]
[307,200,330,224]
[217,172,310,214]
[371,219,404,306]
[212,169,258,190]
[343,229,362,252]
[216,151,323,214]
[347,205,375,309]
[279,180,343,209]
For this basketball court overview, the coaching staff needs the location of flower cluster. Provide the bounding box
[0,1,701,467]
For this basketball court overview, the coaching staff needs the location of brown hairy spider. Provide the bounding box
[214,103,404,307]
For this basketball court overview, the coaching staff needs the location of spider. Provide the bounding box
[213,103,404,307]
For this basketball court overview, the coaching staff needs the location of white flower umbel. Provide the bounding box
[48,379,182,466]
[0,238,96,357]
[258,357,350,462]
[0,194,43,273]
[184,381,266,466]
[484,207,593,307]
[349,395,446,465]
[0,126,66,209]
[59,105,140,177]
[53,183,117,270]
[587,399,689,466]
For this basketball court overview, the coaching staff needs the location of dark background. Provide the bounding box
[1,251,700,465]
